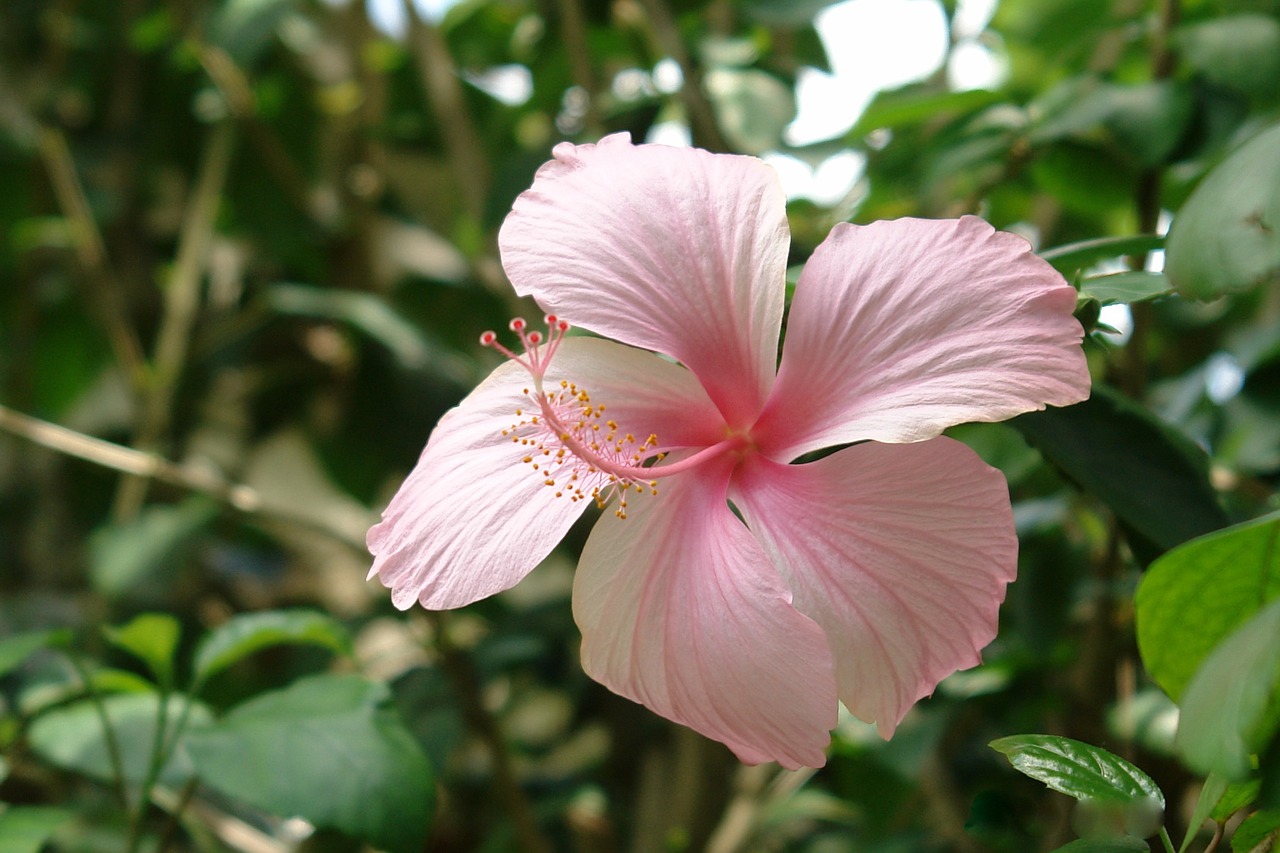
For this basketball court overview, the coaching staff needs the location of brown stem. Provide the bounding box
[112,120,237,520]
[37,126,148,386]
[402,0,490,220]
[430,613,556,853]
[633,0,730,152]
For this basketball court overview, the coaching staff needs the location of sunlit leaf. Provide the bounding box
[1136,512,1280,701]
[185,674,434,853]
[1078,272,1172,305]
[1233,809,1280,853]
[192,609,351,686]
[0,806,75,853]
[103,613,181,688]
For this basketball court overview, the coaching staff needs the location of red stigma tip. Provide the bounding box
[544,314,558,325]
[528,331,543,344]
[479,331,497,345]
[509,318,526,332]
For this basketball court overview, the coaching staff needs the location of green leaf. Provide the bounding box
[1041,234,1165,275]
[0,805,75,853]
[1182,773,1228,853]
[1176,599,1280,780]
[1049,837,1150,853]
[1165,122,1280,299]
[990,735,1165,808]
[1136,512,1280,701]
[1176,15,1280,104]
[0,630,71,678]
[1078,272,1173,305]
[103,613,181,688]
[705,68,796,155]
[29,692,211,787]
[89,498,219,598]
[185,674,434,853]
[1213,779,1260,822]
[1013,385,1228,554]
[846,87,1002,138]
[192,610,351,686]
[1234,809,1280,853]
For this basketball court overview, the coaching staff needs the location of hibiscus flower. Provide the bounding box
[367,133,1090,769]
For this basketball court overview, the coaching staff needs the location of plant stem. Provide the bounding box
[1160,826,1177,853]
[65,649,130,811]
[126,688,173,853]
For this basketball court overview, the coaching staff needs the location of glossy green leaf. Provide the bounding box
[103,613,181,688]
[192,609,351,686]
[1165,122,1280,299]
[1013,385,1228,554]
[185,674,434,853]
[0,805,75,853]
[990,735,1165,807]
[1176,599,1280,780]
[29,692,211,787]
[1078,272,1172,305]
[1136,512,1280,701]
[0,630,71,677]
[1041,234,1165,275]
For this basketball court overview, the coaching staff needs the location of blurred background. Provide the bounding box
[1,0,1278,850]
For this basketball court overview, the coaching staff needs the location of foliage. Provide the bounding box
[0,0,1278,851]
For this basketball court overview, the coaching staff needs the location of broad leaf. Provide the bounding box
[0,806,75,853]
[103,613,181,688]
[1013,385,1228,555]
[1041,234,1165,275]
[1165,122,1280,299]
[1233,809,1280,853]
[185,673,434,853]
[29,692,211,787]
[1078,272,1172,305]
[1136,512,1280,701]
[1176,599,1280,780]
[192,609,351,687]
[990,735,1165,807]
[89,498,219,597]
[0,630,71,677]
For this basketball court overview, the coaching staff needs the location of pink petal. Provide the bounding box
[573,459,838,769]
[730,438,1017,736]
[498,133,788,427]
[368,337,722,610]
[753,216,1090,460]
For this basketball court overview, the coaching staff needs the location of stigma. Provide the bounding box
[481,316,663,519]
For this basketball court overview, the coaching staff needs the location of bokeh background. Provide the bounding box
[1,0,1278,851]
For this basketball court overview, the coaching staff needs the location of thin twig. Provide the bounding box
[113,120,237,520]
[633,0,729,152]
[402,0,490,220]
[37,126,148,386]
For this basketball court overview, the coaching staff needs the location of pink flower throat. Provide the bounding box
[481,316,748,518]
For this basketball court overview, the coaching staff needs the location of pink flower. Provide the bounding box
[367,134,1090,769]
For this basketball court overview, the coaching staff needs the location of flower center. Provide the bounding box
[481,316,755,518]
[482,316,664,519]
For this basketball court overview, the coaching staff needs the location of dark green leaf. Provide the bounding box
[0,806,75,853]
[1176,599,1280,780]
[1176,15,1280,103]
[1049,837,1150,852]
[847,87,1002,138]
[0,630,71,677]
[1041,235,1165,275]
[990,735,1165,807]
[193,609,351,686]
[1166,122,1280,299]
[103,613,181,688]
[89,498,219,598]
[1013,385,1228,554]
[1136,512,1280,701]
[185,674,434,853]
[1079,272,1173,305]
